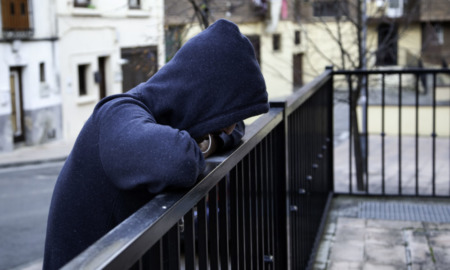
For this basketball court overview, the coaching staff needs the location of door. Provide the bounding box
[246,35,261,65]
[293,53,303,89]
[9,68,25,142]
[121,46,158,93]
[98,56,107,99]
[376,23,398,66]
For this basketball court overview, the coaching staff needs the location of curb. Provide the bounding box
[0,157,68,169]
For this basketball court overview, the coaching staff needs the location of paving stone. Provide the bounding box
[365,243,406,266]
[315,234,333,264]
[430,247,450,266]
[326,222,337,235]
[312,261,327,270]
[362,262,403,270]
[328,261,362,270]
[365,227,404,246]
[411,262,436,270]
[427,231,450,248]
[337,217,366,229]
[366,219,423,230]
[330,241,364,262]
[409,242,434,265]
[404,229,434,265]
[335,227,366,243]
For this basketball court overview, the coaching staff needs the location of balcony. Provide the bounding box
[1,0,34,39]
[63,67,450,269]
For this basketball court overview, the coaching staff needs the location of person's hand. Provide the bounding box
[197,134,218,158]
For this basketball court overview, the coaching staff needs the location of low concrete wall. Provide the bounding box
[24,104,62,146]
[357,105,450,137]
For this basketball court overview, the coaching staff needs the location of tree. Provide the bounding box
[298,0,421,191]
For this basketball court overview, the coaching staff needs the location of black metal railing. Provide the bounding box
[63,69,335,270]
[334,68,450,197]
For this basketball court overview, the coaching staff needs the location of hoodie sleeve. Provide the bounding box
[216,121,245,151]
[95,97,205,194]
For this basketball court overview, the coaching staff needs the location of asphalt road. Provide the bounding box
[0,162,63,270]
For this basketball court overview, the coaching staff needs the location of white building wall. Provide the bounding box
[57,0,165,140]
[0,0,62,151]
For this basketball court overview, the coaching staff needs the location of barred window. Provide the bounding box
[313,0,348,17]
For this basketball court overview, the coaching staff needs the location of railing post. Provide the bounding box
[326,66,335,192]
[270,101,291,270]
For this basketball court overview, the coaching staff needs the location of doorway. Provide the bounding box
[121,46,158,93]
[293,53,303,89]
[98,56,108,99]
[376,23,398,66]
[9,67,25,143]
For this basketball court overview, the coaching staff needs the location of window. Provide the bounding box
[388,0,399,8]
[74,0,90,8]
[273,34,281,51]
[313,0,348,17]
[78,64,89,96]
[129,0,140,9]
[433,23,444,45]
[1,0,30,31]
[246,35,261,64]
[121,47,158,93]
[39,62,45,82]
[294,30,301,45]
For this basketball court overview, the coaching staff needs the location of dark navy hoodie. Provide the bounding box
[43,19,269,269]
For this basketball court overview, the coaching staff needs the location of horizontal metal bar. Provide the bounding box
[333,68,450,75]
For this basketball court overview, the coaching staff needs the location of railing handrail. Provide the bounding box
[63,69,334,269]
[334,67,450,75]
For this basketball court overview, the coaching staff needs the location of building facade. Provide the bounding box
[56,0,165,141]
[0,0,165,152]
[0,0,61,152]
[165,0,306,100]
[298,0,450,83]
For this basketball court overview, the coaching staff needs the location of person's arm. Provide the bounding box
[216,121,245,151]
[95,97,205,194]
[198,121,245,158]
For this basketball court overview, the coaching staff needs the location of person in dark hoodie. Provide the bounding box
[43,19,269,269]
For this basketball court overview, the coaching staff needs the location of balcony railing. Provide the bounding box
[63,68,335,270]
[334,68,450,196]
[63,67,449,269]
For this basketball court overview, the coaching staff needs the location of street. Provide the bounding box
[0,162,63,270]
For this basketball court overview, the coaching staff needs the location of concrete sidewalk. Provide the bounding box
[314,196,450,270]
[0,140,74,168]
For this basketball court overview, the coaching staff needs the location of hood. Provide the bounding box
[129,19,269,138]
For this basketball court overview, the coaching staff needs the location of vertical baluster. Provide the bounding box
[244,155,253,270]
[398,73,403,195]
[238,161,246,270]
[347,74,353,194]
[432,73,437,196]
[229,167,239,270]
[219,177,230,270]
[365,74,370,194]
[184,209,196,270]
[162,224,180,270]
[382,73,386,195]
[268,133,275,270]
[415,74,419,196]
[251,149,259,269]
[209,185,219,270]
[258,143,265,270]
[197,197,209,270]
[148,241,162,270]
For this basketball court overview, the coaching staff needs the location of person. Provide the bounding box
[43,19,269,269]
